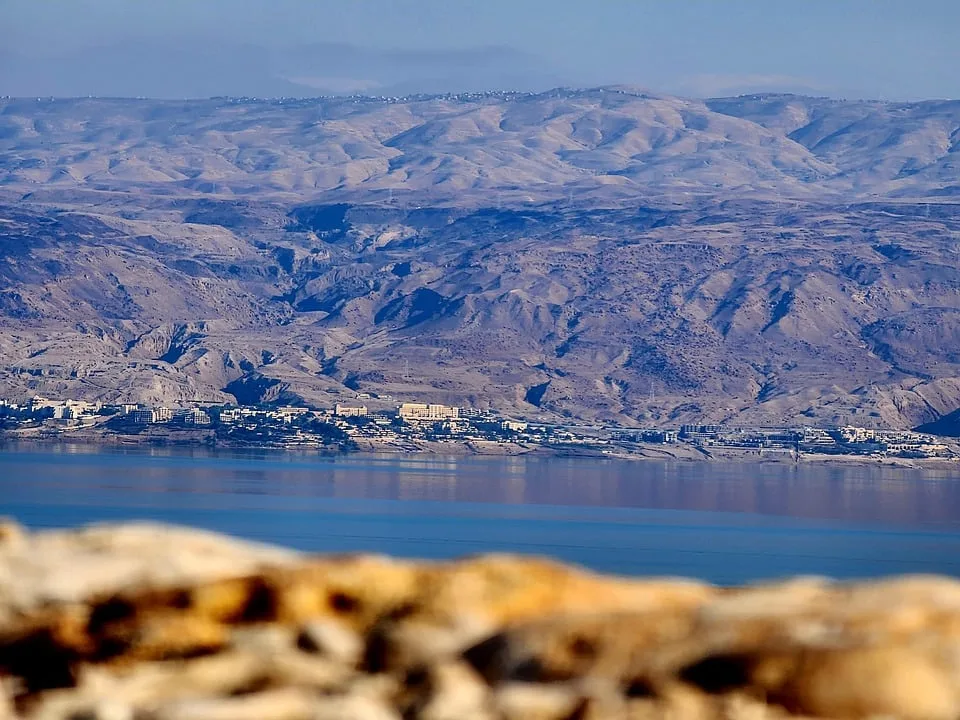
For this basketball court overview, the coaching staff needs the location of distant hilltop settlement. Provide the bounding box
[0,395,957,463]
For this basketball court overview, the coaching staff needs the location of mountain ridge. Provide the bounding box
[1,90,959,428]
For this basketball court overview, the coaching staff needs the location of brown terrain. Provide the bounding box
[4,520,960,719]
[1,89,959,428]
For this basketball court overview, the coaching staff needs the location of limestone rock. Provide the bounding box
[0,521,298,625]
[297,619,364,667]
[3,521,960,719]
[150,687,318,720]
[366,554,715,672]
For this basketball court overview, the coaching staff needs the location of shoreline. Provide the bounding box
[3,430,958,469]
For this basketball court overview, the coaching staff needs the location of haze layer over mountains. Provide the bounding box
[1,88,959,429]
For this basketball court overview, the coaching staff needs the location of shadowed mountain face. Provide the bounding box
[1,90,959,428]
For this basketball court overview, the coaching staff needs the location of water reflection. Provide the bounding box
[2,443,959,527]
[5,442,960,583]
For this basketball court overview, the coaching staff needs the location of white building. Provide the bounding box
[132,407,173,424]
[217,408,242,423]
[335,404,368,417]
[274,407,311,423]
[180,408,212,426]
[398,403,460,422]
[31,397,101,417]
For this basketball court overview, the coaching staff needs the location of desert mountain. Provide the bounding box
[0,90,958,428]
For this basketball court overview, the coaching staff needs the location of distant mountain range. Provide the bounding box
[2,89,957,201]
[0,90,958,429]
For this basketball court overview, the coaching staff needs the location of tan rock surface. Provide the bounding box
[0,520,298,624]
[2,520,960,719]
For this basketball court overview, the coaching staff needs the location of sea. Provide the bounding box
[3,441,960,585]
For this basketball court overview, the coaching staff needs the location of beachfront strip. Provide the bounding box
[0,396,955,460]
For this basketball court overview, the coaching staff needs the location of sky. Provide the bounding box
[2,0,959,99]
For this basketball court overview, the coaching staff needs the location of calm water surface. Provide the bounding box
[3,442,960,584]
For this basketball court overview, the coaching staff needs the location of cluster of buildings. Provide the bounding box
[2,397,106,425]
[834,426,953,457]
[0,396,955,459]
[614,423,952,459]
[0,395,601,451]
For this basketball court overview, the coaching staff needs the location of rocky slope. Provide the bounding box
[2,520,960,719]
[1,91,959,427]
[3,90,959,202]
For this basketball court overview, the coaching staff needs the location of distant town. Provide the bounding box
[1,395,957,464]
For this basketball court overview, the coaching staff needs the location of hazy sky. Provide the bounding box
[3,0,959,99]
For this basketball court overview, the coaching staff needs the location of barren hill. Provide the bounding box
[1,90,959,428]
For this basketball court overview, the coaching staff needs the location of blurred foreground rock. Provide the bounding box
[2,520,960,719]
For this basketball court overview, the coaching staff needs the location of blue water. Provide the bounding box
[3,442,960,585]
